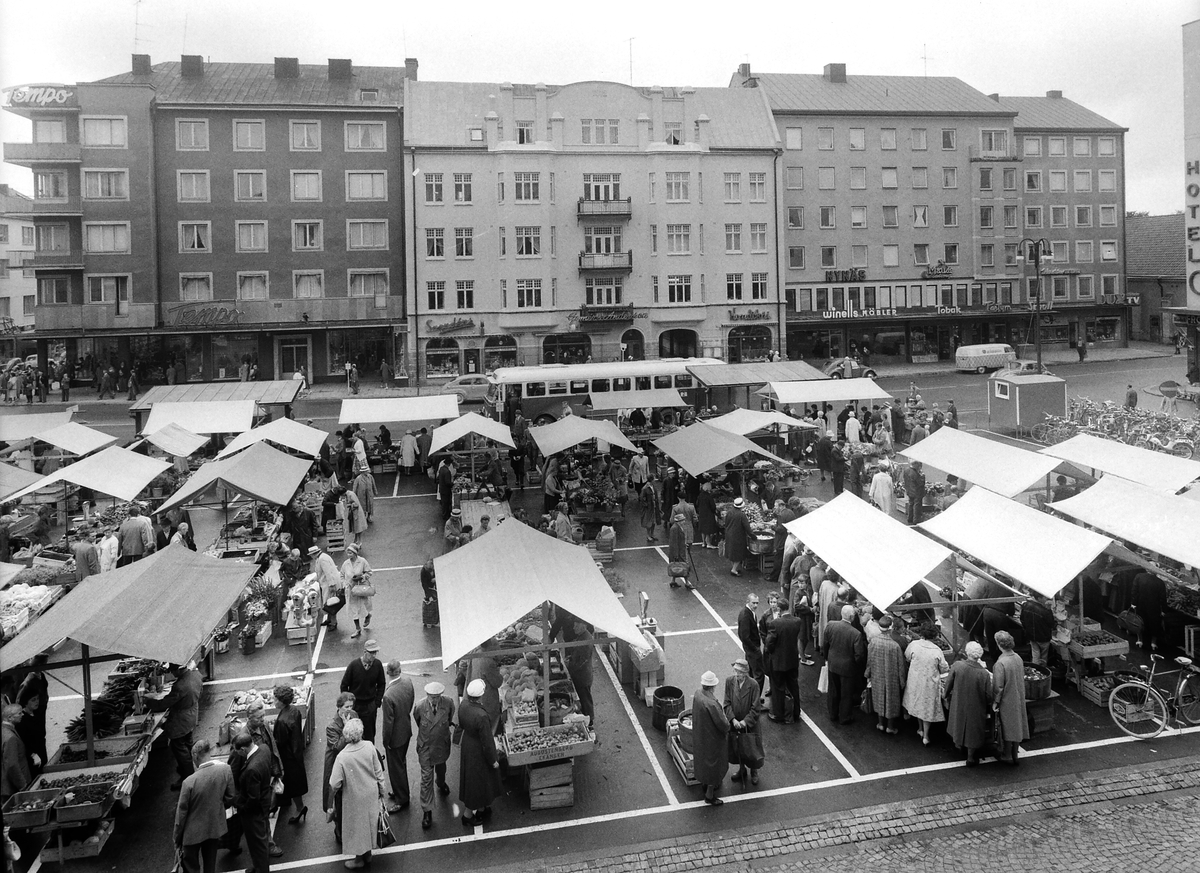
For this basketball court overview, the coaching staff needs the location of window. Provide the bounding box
[785,167,804,189]
[944,243,959,265]
[1073,136,1091,157]
[751,273,768,300]
[424,172,444,203]
[453,279,474,309]
[1048,137,1066,156]
[851,206,867,229]
[882,205,898,228]
[912,167,928,189]
[86,222,131,253]
[22,226,33,246]
[785,127,802,149]
[980,244,994,267]
[232,119,264,151]
[1074,170,1092,193]
[1025,206,1042,228]
[980,205,994,229]
[585,277,622,306]
[941,129,957,150]
[839,167,864,192]
[981,130,1007,153]
[1050,241,1069,264]
[33,119,65,143]
[666,275,691,303]
[291,171,322,201]
[1004,243,1018,266]
[819,207,835,229]
[665,172,689,202]
[237,272,269,300]
[787,207,804,229]
[1004,205,1018,228]
[1047,170,1066,193]
[83,170,127,199]
[1003,167,1017,191]
[883,244,899,267]
[292,271,323,299]
[943,205,958,227]
[725,223,742,253]
[1052,276,1070,300]
[1025,171,1041,192]
[348,272,389,307]
[1101,241,1118,261]
[177,170,210,202]
[36,224,69,252]
[454,227,473,258]
[22,294,33,315]
[38,277,69,304]
[427,281,446,310]
[34,171,67,200]
[1077,275,1094,299]
[663,122,682,145]
[180,273,214,302]
[234,170,266,202]
[1023,136,1042,157]
[516,226,541,256]
[911,128,927,150]
[879,128,897,150]
[1101,275,1119,297]
[848,128,865,150]
[175,222,210,253]
[176,119,209,150]
[346,171,387,200]
[912,206,928,228]
[1098,137,1116,156]
[345,121,386,151]
[666,224,691,254]
[1076,240,1094,262]
[881,167,898,188]
[81,117,127,147]
[517,278,543,307]
[1051,206,1067,228]
[820,246,837,268]
[581,118,620,145]
[852,245,868,268]
[292,221,322,251]
[1100,205,1117,226]
[788,246,805,269]
[359,89,379,103]
[750,223,768,252]
[1075,205,1093,228]
[942,167,957,189]
[723,173,741,202]
[818,167,836,189]
[291,120,320,151]
[515,172,540,201]
[979,167,993,191]
[235,221,268,252]
[913,244,930,266]
[347,219,387,250]
[747,172,766,201]
[818,127,834,150]
[1098,169,1116,193]
[726,273,744,301]
[425,228,444,258]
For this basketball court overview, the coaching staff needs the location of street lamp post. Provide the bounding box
[1017,237,1051,372]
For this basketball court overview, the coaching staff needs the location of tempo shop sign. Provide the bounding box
[2,84,77,108]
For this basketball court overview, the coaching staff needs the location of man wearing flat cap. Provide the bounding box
[340,640,386,743]
[414,681,455,830]
[690,671,729,806]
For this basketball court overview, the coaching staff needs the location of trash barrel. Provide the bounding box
[677,710,694,753]
[652,685,685,731]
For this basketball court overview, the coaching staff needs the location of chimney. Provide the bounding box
[274,57,299,79]
[180,55,204,77]
[823,63,847,84]
[738,62,751,81]
[405,57,419,81]
[328,58,352,80]
[1046,90,1063,99]
[695,114,710,150]
[988,92,1000,102]
[132,54,152,76]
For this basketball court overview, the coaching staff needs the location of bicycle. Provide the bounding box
[1108,653,1200,739]
[1133,433,1195,459]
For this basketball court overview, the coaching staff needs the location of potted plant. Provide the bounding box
[239,622,260,655]
[212,626,230,654]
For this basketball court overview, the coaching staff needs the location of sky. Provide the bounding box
[0,0,1194,214]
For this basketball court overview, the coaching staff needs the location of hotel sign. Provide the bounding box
[3,84,76,108]
[1189,159,1200,307]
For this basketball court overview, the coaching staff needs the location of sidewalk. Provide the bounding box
[869,339,1179,380]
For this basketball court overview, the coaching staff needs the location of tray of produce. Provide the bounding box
[2,788,62,828]
[52,782,116,822]
[501,721,595,766]
[46,736,148,772]
[65,673,142,742]
[1080,674,1118,707]
[38,819,114,862]
[1068,631,1130,659]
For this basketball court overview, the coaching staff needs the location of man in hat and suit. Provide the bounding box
[723,497,753,577]
[414,681,454,830]
[444,508,466,551]
[310,543,343,630]
[690,671,729,806]
[381,660,415,813]
[765,601,803,724]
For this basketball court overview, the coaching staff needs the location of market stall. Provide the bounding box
[429,411,516,482]
[0,461,42,503]
[759,376,892,408]
[688,360,827,413]
[899,426,1063,500]
[22,422,118,460]
[585,388,688,430]
[0,410,75,444]
[1039,432,1200,494]
[216,416,328,460]
[338,395,459,426]
[128,381,301,433]
[1,447,170,506]
[651,420,789,478]
[528,415,638,457]
[142,400,258,436]
[135,422,209,459]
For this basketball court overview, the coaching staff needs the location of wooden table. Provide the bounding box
[460,498,511,532]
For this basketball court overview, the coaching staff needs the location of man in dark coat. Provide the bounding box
[902,460,926,525]
[282,497,318,558]
[437,459,456,520]
[830,439,848,496]
[737,594,765,690]
[380,660,415,813]
[1020,594,1056,665]
[690,672,729,806]
[145,662,204,789]
[814,433,833,482]
[723,497,753,577]
[724,660,764,787]
[1131,572,1169,650]
[765,601,803,724]
[458,679,501,825]
[770,500,796,586]
[339,640,387,743]
[566,620,595,727]
[173,738,235,873]
[821,604,867,725]
[231,731,273,873]
[414,682,454,830]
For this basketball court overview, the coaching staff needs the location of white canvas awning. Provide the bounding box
[339,395,459,425]
[34,422,118,457]
[705,408,818,436]
[2,446,170,503]
[528,416,637,456]
[0,463,44,502]
[1040,433,1200,494]
[1048,476,1200,570]
[784,492,952,609]
[687,360,827,387]
[217,417,329,459]
[652,420,789,477]
[428,413,516,456]
[157,442,313,515]
[143,401,257,435]
[918,486,1112,598]
[435,518,646,668]
[138,422,209,458]
[587,388,686,412]
[0,410,74,442]
[761,378,893,406]
[899,427,1062,498]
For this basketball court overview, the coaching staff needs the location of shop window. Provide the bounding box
[659,329,697,358]
[484,335,517,371]
[728,325,772,364]
[426,337,461,377]
[542,333,591,364]
[212,334,259,381]
[620,329,645,361]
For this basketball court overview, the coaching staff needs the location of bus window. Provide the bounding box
[570,380,589,394]
[548,381,569,395]
[525,382,546,397]
[591,379,611,393]
[654,375,673,389]
[674,374,694,389]
[635,376,651,390]
[613,377,631,391]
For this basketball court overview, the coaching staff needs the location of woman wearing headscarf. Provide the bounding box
[868,460,895,516]
[352,468,376,526]
[639,476,660,544]
[328,718,385,869]
[340,544,374,640]
[696,480,719,549]
[943,640,992,766]
[667,511,693,590]
[272,685,308,825]
[902,621,949,745]
[343,487,368,545]
[457,678,501,826]
[724,659,764,787]
[400,430,418,475]
[992,630,1029,765]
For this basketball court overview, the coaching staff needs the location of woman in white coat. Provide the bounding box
[340,544,374,640]
[328,718,386,869]
[400,430,419,475]
[868,459,896,516]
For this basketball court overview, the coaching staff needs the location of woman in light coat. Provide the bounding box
[868,460,895,516]
[340,544,374,640]
[400,430,419,475]
[992,630,1030,765]
[343,488,368,545]
[328,718,386,869]
[902,621,949,744]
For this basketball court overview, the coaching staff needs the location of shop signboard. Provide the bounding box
[2,84,77,109]
[577,304,646,323]
[727,308,773,322]
[426,316,476,334]
[1187,20,1200,309]
[165,302,245,328]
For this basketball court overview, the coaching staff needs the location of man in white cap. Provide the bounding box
[444,508,465,551]
[413,681,454,830]
[457,678,501,826]
[690,671,729,805]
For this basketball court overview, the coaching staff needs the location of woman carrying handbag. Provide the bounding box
[341,544,375,640]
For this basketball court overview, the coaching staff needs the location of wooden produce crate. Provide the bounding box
[2,788,62,828]
[665,719,699,786]
[2,607,30,641]
[747,537,773,556]
[285,610,316,646]
[1068,633,1129,660]
[122,714,154,736]
[506,699,540,730]
[255,620,273,648]
[524,759,575,809]
[502,723,596,766]
[54,785,116,822]
[39,821,113,862]
[45,737,146,772]
[1080,674,1118,707]
[586,541,614,566]
[325,520,346,551]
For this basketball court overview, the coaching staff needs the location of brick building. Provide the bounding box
[1126,213,1185,344]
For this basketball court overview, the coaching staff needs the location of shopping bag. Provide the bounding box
[349,583,376,598]
[376,799,397,849]
[667,561,690,578]
[860,687,874,715]
[717,539,726,558]
[817,664,829,694]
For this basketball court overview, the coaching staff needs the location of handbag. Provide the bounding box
[717,539,726,557]
[350,583,376,598]
[1117,609,1144,635]
[376,798,397,849]
[817,663,829,694]
[324,592,342,608]
[667,561,690,578]
[860,686,874,715]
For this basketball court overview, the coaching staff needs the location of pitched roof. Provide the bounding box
[997,96,1125,131]
[1125,213,1185,279]
[0,186,32,215]
[94,61,406,107]
[746,72,1014,117]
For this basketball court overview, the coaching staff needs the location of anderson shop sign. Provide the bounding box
[3,84,77,108]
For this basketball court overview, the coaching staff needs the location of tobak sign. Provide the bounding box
[3,84,76,108]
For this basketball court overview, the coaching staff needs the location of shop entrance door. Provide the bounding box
[1068,321,1079,348]
[463,347,480,374]
[275,336,311,381]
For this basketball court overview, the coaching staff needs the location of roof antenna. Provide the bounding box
[921,43,935,78]
[629,37,634,86]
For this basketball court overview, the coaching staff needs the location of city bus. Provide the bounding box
[485,357,724,425]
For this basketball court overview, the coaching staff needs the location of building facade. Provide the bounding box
[2,55,413,384]
[403,79,781,382]
[0,184,37,358]
[1127,213,1185,344]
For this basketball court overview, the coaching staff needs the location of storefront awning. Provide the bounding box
[705,408,818,437]
[138,422,209,458]
[0,410,74,443]
[429,413,516,456]
[0,462,44,502]
[760,377,893,406]
[528,415,637,457]
[33,422,118,457]
[652,420,788,477]
[217,417,329,459]
[0,544,257,667]
[899,427,1062,499]
[128,380,301,413]
[435,518,646,668]
[1039,433,1200,494]
[918,486,1111,598]
[339,396,459,426]
[785,492,952,609]
[156,442,312,514]
[688,360,827,388]
[143,401,258,435]
[2,446,170,504]
[1048,476,1200,570]
[587,388,685,412]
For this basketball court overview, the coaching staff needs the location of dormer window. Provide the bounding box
[664,122,682,145]
[359,89,379,103]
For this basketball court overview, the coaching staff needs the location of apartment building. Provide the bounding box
[0,184,37,358]
[403,79,781,381]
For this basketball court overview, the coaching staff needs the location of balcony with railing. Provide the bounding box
[577,197,632,219]
[9,196,82,217]
[27,250,85,270]
[968,145,1020,163]
[578,251,633,272]
[3,142,82,166]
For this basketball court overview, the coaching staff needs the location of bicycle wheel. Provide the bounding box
[1169,441,1194,460]
[1176,672,1200,725]
[1109,682,1168,739]
[1030,423,1052,444]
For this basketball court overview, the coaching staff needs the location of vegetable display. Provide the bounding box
[504,721,590,754]
[64,673,143,742]
[1073,631,1124,647]
[40,773,118,790]
[58,784,113,805]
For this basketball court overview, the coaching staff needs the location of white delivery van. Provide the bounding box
[955,343,1017,373]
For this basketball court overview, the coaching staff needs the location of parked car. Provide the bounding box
[954,343,1017,373]
[440,373,493,404]
[821,357,878,380]
[990,359,1054,378]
